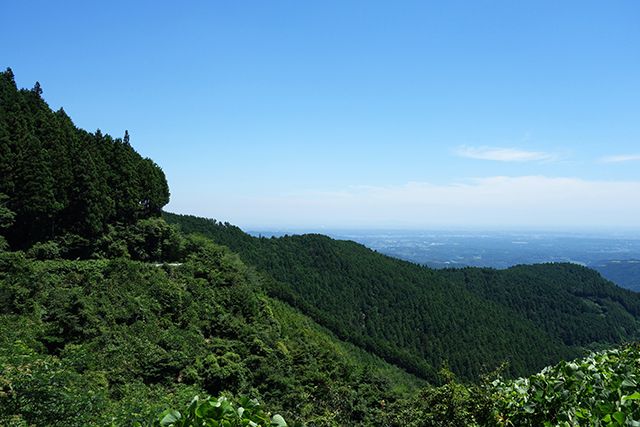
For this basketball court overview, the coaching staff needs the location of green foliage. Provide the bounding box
[0,340,109,427]
[0,69,170,252]
[95,218,186,261]
[0,193,15,230]
[26,240,61,260]
[382,345,640,426]
[0,236,419,425]
[151,395,288,427]
[490,344,640,426]
[384,369,494,427]
[441,265,640,348]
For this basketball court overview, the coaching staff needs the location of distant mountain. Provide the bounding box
[310,230,640,293]
[165,212,640,382]
[433,256,640,294]
[592,260,640,292]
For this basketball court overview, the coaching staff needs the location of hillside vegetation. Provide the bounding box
[164,213,640,381]
[1,240,420,426]
[154,344,640,426]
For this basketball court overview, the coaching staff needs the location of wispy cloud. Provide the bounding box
[600,154,640,163]
[177,176,640,229]
[455,145,557,162]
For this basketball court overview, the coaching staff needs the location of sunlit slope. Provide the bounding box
[165,213,640,381]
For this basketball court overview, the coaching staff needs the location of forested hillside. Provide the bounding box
[441,265,640,347]
[0,68,169,254]
[164,213,640,382]
[1,239,422,426]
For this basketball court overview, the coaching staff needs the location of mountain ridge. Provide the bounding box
[164,212,640,382]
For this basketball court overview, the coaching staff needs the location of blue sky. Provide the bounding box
[2,1,640,229]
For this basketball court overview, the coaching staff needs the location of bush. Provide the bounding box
[0,341,108,427]
[151,395,288,427]
[490,344,640,426]
[26,241,61,260]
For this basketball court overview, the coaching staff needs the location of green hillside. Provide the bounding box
[164,213,640,381]
[0,241,420,426]
[441,265,640,347]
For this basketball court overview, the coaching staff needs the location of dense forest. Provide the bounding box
[1,239,423,425]
[2,70,640,425]
[0,68,169,255]
[164,213,640,381]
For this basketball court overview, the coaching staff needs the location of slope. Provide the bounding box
[164,213,640,382]
[441,264,640,347]
[0,235,422,426]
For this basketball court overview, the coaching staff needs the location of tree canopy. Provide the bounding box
[0,68,169,253]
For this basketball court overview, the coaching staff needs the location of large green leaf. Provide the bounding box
[159,410,182,426]
[270,414,287,427]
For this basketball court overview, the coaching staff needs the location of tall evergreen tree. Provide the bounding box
[0,70,170,251]
[10,135,59,246]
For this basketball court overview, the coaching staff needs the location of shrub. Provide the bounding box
[150,395,288,427]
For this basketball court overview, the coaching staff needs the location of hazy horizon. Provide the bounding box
[240,225,640,239]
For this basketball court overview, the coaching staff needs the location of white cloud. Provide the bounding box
[172,176,640,229]
[455,145,557,162]
[600,154,640,163]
